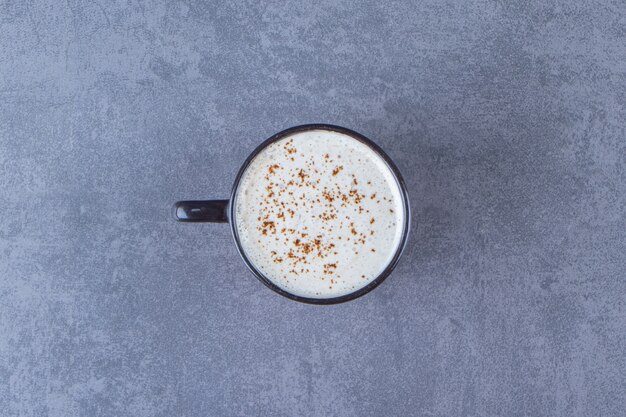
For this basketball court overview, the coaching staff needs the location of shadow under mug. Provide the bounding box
[173,124,411,304]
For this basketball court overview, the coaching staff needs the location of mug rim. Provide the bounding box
[228,124,411,305]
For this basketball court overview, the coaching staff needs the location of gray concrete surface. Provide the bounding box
[1,1,625,416]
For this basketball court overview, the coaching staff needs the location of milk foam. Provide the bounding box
[234,129,405,299]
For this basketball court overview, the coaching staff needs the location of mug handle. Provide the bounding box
[172,200,229,223]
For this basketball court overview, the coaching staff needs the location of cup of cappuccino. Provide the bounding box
[173,124,410,304]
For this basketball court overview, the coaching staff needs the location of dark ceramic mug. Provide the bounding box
[173,124,411,304]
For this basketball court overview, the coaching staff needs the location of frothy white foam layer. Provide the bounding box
[234,129,405,299]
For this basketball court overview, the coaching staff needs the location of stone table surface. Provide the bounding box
[1,1,625,416]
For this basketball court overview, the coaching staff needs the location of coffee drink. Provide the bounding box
[234,129,406,299]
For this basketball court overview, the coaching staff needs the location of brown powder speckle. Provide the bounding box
[262,221,276,233]
[268,164,281,174]
[284,142,297,155]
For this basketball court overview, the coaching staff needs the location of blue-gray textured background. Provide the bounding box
[1,1,625,416]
